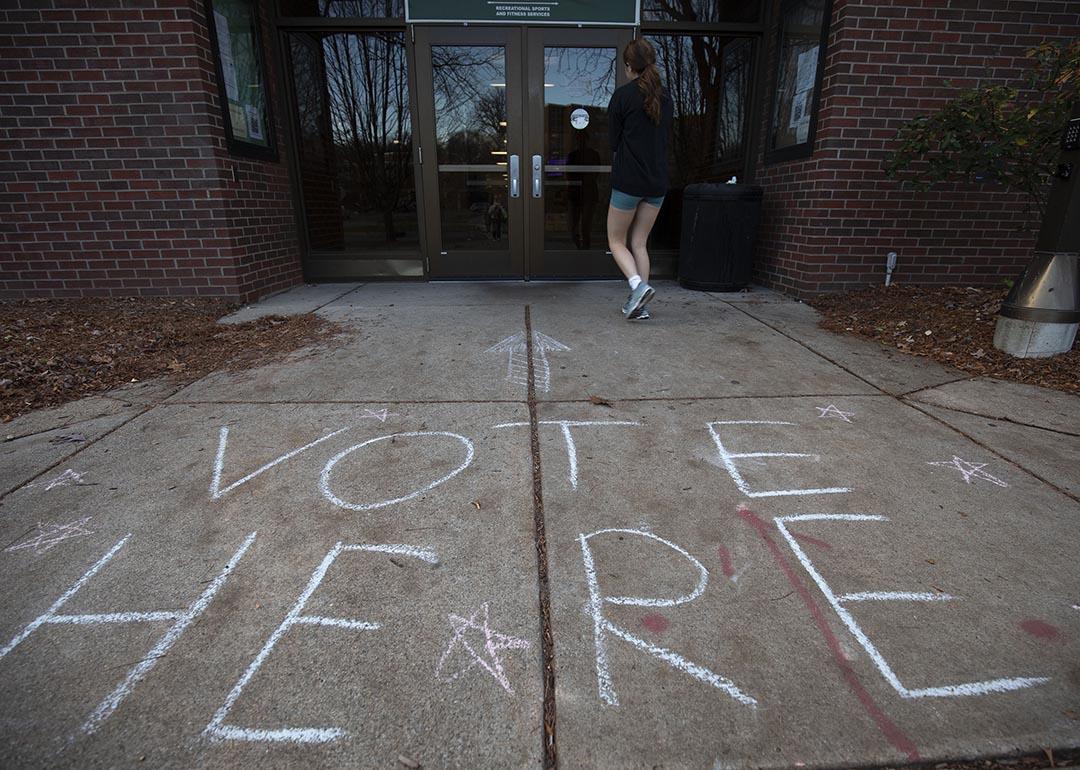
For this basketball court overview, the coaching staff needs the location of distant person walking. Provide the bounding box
[607,38,673,321]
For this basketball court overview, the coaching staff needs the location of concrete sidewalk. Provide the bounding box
[1,281,1077,769]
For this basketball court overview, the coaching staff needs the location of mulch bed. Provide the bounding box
[1,297,346,422]
[810,285,1079,395]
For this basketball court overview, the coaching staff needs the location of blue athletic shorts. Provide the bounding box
[610,188,665,211]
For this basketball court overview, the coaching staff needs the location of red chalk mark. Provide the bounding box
[716,545,736,578]
[736,504,920,762]
[640,613,669,634]
[791,531,832,551]
[1020,619,1060,641]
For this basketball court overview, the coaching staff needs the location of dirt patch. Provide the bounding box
[1,297,347,422]
[810,286,1079,395]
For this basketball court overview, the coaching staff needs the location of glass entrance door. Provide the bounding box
[415,25,632,279]
[525,26,632,278]
[414,27,524,278]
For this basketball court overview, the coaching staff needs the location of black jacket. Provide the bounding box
[608,80,673,197]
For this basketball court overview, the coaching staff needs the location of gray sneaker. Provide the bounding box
[628,306,651,320]
[621,282,655,316]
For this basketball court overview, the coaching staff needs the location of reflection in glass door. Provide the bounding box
[286,31,422,279]
[526,27,632,279]
[415,28,524,278]
[415,26,631,279]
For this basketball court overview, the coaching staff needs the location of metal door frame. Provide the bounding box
[524,25,633,279]
[413,26,526,279]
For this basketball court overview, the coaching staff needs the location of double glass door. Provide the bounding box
[414,26,633,279]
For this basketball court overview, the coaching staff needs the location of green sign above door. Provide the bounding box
[406,0,639,25]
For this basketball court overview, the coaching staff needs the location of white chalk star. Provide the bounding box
[359,408,399,423]
[5,517,94,555]
[927,456,1008,487]
[435,602,531,694]
[44,469,86,490]
[816,404,854,422]
[20,468,86,492]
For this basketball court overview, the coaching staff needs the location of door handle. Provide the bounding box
[509,154,520,198]
[532,154,542,198]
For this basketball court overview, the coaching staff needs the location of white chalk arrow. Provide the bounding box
[485,331,570,393]
[531,332,570,393]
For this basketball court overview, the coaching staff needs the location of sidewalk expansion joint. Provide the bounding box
[0,394,172,502]
[165,399,526,406]
[525,305,558,769]
[723,300,1079,505]
[900,399,1080,439]
[536,393,886,404]
[904,401,1079,505]
[895,376,974,399]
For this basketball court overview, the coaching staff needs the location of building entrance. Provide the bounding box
[282,15,757,283]
[414,26,633,279]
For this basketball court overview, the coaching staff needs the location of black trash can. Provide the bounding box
[678,183,763,291]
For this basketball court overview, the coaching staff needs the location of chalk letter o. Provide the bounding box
[319,431,475,511]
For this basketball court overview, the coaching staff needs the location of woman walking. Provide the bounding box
[607,38,673,320]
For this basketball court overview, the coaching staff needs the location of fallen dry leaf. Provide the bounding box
[588,395,614,407]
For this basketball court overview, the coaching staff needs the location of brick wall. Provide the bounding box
[0,0,302,301]
[753,0,1080,297]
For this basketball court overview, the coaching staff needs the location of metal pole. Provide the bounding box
[994,102,1080,357]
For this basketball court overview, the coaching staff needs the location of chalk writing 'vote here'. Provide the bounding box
[0,419,1046,746]
[210,418,856,504]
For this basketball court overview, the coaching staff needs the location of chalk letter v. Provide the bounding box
[210,425,350,499]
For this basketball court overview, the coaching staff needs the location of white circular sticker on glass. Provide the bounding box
[570,108,590,130]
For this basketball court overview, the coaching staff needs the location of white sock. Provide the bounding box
[628,275,642,290]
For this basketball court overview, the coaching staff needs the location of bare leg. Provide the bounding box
[627,201,662,283]
[606,204,638,280]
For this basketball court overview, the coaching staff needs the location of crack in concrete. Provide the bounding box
[525,305,558,769]
[165,399,525,406]
[163,393,884,407]
[896,376,974,399]
[901,399,1080,439]
[903,400,1079,505]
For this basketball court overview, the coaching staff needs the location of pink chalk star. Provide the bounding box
[435,602,530,694]
[927,456,1008,487]
[816,404,854,422]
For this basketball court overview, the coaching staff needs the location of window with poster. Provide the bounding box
[766,0,831,163]
[207,0,276,160]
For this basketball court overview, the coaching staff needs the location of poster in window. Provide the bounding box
[795,47,818,93]
[768,0,829,158]
[209,0,273,156]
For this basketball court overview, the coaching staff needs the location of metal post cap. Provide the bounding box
[998,251,1080,324]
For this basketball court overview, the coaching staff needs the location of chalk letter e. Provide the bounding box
[708,421,851,498]
[203,543,438,744]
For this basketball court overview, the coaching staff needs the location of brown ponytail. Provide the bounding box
[623,38,663,125]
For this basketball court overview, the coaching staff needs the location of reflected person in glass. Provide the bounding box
[607,38,673,320]
[567,127,601,249]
